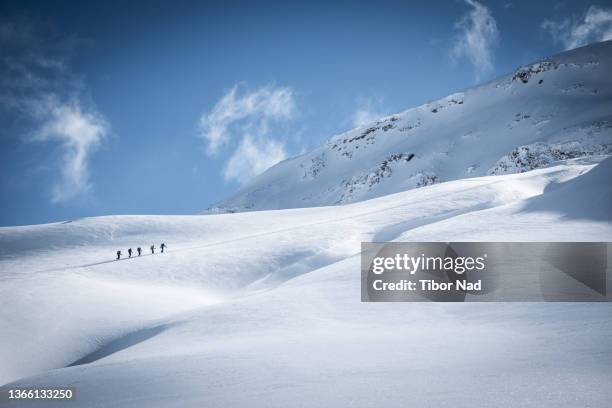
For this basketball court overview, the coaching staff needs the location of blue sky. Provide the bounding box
[1,0,611,226]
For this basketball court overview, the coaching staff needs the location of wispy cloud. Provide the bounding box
[541,5,612,50]
[0,17,108,203]
[350,96,386,128]
[199,84,294,154]
[34,102,108,202]
[451,0,500,82]
[198,84,294,184]
[223,135,287,184]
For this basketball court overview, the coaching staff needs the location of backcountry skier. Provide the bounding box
[150,245,155,254]
[137,247,142,256]
[116,250,121,260]
[128,248,132,258]
[161,243,166,253]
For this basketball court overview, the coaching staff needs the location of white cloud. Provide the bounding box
[0,17,108,203]
[352,108,380,128]
[223,135,287,184]
[541,6,612,50]
[198,84,294,184]
[451,0,500,81]
[34,102,108,203]
[350,96,386,128]
[199,84,294,154]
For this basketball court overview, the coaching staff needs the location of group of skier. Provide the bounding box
[116,243,166,260]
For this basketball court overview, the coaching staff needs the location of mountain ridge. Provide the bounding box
[209,40,612,213]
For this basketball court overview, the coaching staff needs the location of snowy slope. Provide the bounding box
[210,41,612,213]
[1,157,611,407]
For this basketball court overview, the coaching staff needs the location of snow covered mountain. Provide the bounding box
[1,157,611,407]
[210,40,612,213]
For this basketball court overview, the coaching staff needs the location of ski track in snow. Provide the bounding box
[1,157,612,407]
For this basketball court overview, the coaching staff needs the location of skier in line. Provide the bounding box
[137,247,142,256]
[150,245,155,254]
[128,248,133,258]
[116,250,122,260]
[161,243,166,253]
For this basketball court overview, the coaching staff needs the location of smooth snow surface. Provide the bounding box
[1,157,611,407]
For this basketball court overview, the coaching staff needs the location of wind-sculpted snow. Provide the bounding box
[1,157,612,407]
[210,41,612,213]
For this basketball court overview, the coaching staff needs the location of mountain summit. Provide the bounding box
[210,41,612,213]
